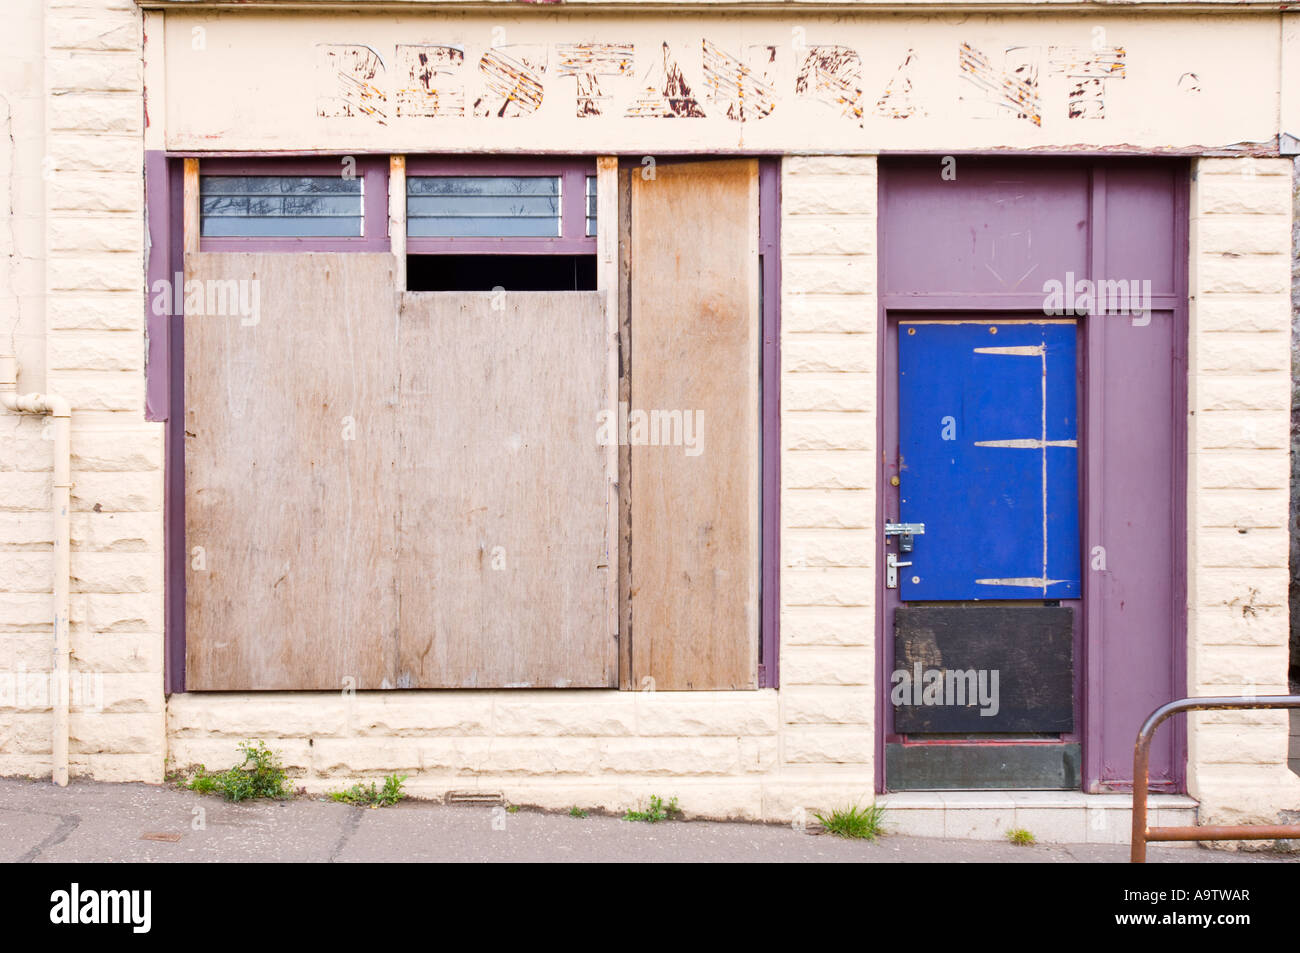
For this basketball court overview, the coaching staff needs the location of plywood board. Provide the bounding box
[182,159,199,254]
[596,156,620,658]
[184,252,401,690]
[617,165,635,690]
[396,291,615,687]
[629,159,760,690]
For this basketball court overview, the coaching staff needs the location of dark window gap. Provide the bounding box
[406,254,596,292]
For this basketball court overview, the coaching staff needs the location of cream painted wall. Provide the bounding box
[0,0,165,783]
[158,11,1286,153]
[1186,157,1300,829]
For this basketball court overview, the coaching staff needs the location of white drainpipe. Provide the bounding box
[0,356,72,786]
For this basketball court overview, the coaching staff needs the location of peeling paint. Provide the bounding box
[624,42,705,118]
[795,45,864,123]
[701,40,778,122]
[876,50,924,119]
[472,46,546,118]
[285,32,1284,156]
[307,38,1145,130]
[1049,45,1126,119]
[554,42,634,117]
[395,44,465,119]
[316,44,388,124]
[959,42,1042,127]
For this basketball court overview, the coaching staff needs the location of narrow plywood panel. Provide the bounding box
[596,156,620,657]
[184,253,400,690]
[629,159,760,690]
[397,291,614,687]
[182,158,199,254]
[617,165,635,690]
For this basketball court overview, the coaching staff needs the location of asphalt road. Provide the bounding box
[0,777,1296,863]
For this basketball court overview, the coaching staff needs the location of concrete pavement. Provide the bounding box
[1,777,1296,863]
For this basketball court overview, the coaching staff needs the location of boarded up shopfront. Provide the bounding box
[1,0,1294,832]
[179,158,766,692]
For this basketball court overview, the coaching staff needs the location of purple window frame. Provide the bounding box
[404,156,597,256]
[196,156,390,252]
[150,152,779,694]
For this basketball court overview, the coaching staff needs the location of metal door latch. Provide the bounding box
[884,522,925,553]
[886,552,912,589]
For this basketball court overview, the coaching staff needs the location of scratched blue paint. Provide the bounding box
[898,322,1080,600]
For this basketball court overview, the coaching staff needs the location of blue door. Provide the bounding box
[898,321,1080,601]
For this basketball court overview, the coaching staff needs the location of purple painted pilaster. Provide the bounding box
[163,152,185,695]
[144,150,171,422]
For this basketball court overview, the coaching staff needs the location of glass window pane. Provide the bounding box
[407,176,562,238]
[586,175,597,237]
[200,175,364,238]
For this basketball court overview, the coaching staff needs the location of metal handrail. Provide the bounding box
[1131,694,1300,863]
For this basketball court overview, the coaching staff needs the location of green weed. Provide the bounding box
[182,740,293,802]
[813,802,886,840]
[329,774,408,808]
[624,795,682,823]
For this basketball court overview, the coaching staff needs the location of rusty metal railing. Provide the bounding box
[1131,694,1300,863]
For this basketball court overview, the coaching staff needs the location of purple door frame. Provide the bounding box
[875,158,1189,793]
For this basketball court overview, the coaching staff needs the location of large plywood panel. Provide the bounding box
[184,253,400,690]
[629,159,760,690]
[396,291,615,687]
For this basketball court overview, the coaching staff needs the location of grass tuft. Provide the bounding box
[813,802,886,840]
[1007,828,1036,847]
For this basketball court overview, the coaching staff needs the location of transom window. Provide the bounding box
[190,158,594,262]
[200,175,364,237]
[407,176,562,238]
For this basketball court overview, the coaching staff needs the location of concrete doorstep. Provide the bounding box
[0,777,1297,863]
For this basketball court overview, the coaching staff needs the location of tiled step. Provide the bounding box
[875,791,1199,844]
